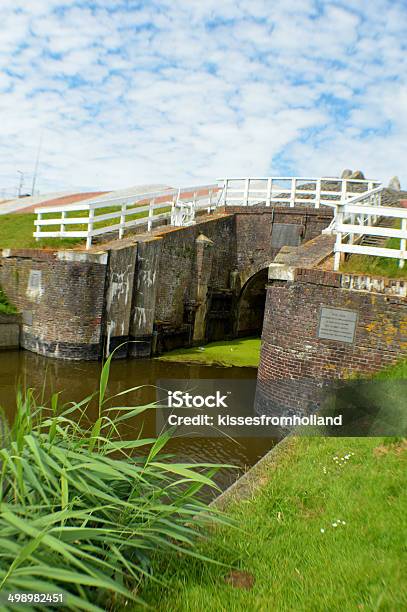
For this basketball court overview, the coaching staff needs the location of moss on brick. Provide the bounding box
[0,286,17,315]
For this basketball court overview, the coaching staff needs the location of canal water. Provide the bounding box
[0,350,275,491]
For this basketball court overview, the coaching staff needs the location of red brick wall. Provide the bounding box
[0,252,107,359]
[227,206,333,284]
[257,269,407,416]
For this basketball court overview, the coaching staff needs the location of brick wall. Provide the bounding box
[0,251,107,359]
[0,313,20,350]
[154,216,235,325]
[104,244,137,357]
[0,206,336,360]
[228,206,333,286]
[257,268,407,416]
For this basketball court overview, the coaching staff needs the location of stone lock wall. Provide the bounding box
[0,206,334,360]
[256,267,407,416]
[230,206,333,287]
[0,313,20,350]
[0,250,108,359]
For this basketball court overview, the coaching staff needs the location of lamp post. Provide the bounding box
[17,170,24,197]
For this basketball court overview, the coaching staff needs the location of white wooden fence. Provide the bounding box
[217,177,381,208]
[34,184,219,248]
[36,176,406,273]
[332,188,407,269]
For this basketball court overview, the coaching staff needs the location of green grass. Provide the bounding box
[141,435,407,612]
[0,286,17,315]
[340,254,407,279]
[155,337,261,368]
[0,204,171,250]
[371,357,407,380]
[340,227,407,279]
[141,359,407,611]
[0,214,82,249]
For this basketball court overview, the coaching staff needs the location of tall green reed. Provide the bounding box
[0,351,231,610]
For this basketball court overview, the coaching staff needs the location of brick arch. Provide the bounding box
[238,261,271,290]
[235,267,268,337]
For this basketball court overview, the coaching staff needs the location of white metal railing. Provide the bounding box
[34,184,219,248]
[333,188,407,270]
[217,177,381,209]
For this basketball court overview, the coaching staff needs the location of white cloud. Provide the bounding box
[0,0,406,197]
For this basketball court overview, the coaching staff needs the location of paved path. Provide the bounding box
[0,184,172,215]
[0,191,108,215]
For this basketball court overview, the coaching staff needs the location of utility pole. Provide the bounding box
[31,131,43,196]
[17,170,24,197]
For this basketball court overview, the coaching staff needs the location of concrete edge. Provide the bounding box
[210,433,295,511]
[57,251,108,264]
[268,263,297,281]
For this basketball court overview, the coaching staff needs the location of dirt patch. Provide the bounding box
[224,570,255,590]
[373,438,407,457]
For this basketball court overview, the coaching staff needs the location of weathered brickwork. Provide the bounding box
[257,268,407,416]
[227,206,333,286]
[0,252,107,359]
[0,206,335,360]
[0,313,20,350]
[154,215,235,324]
[104,245,138,358]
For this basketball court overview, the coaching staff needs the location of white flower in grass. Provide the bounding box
[320,528,325,533]
[332,522,338,527]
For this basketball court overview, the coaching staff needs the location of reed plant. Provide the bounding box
[0,351,229,610]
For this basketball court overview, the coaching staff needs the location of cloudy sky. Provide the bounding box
[0,0,406,195]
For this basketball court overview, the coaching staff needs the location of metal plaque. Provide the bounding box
[271,224,302,249]
[28,270,42,291]
[318,306,358,343]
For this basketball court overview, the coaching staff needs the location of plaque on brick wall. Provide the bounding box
[271,224,302,249]
[28,270,41,291]
[318,306,358,343]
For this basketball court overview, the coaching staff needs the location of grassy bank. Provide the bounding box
[142,436,406,611]
[0,203,170,250]
[141,360,407,611]
[340,231,407,279]
[0,214,82,249]
[156,337,261,368]
[368,357,407,380]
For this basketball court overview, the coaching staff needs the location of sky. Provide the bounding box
[0,0,406,196]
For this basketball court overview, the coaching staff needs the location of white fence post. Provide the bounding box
[341,179,347,203]
[334,204,344,271]
[208,189,213,213]
[148,199,155,231]
[244,178,249,206]
[86,207,94,249]
[315,178,321,209]
[193,191,197,216]
[266,178,272,206]
[119,203,126,240]
[400,218,407,269]
[349,212,355,244]
[171,192,177,221]
[290,178,296,207]
[60,211,66,235]
[36,212,42,241]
